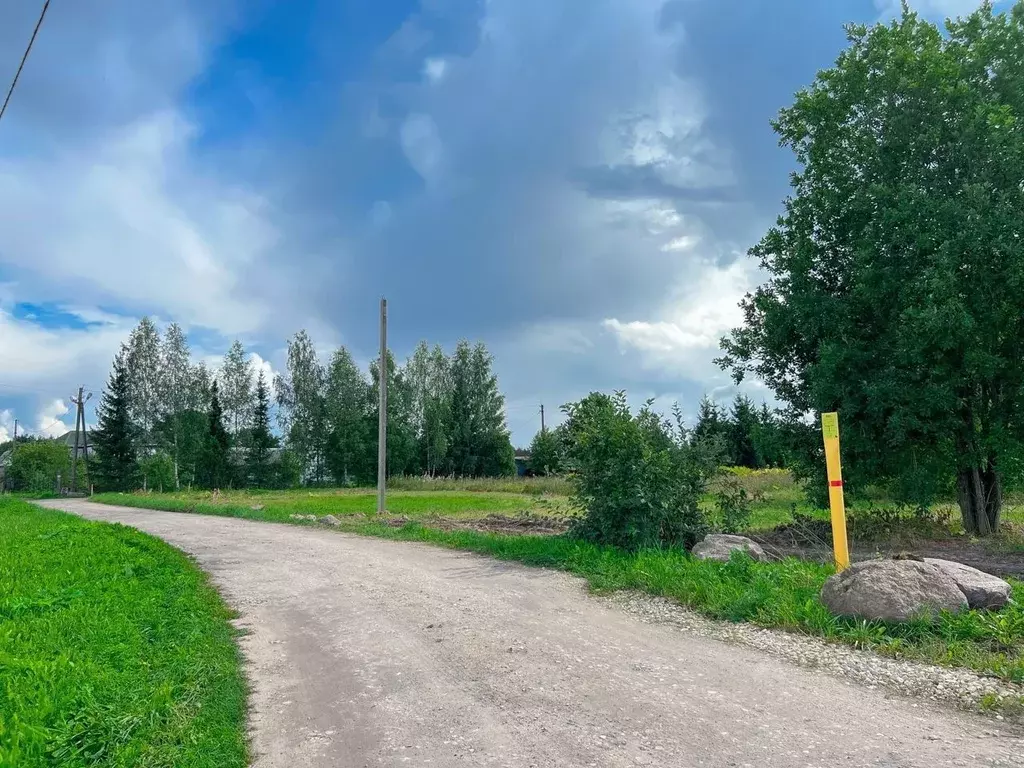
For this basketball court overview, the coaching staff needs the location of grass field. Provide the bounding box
[93,486,572,524]
[0,497,247,767]
[92,486,1024,698]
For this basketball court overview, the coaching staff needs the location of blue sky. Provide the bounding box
[0,0,992,445]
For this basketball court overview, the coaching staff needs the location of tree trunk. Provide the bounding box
[956,461,1001,535]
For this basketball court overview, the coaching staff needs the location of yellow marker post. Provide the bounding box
[821,412,850,571]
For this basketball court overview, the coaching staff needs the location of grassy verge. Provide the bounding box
[93,488,572,522]
[0,498,247,767]
[386,474,573,495]
[93,492,1024,693]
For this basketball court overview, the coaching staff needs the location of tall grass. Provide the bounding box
[0,498,247,767]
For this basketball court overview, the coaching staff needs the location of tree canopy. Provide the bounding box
[90,318,517,491]
[719,2,1024,533]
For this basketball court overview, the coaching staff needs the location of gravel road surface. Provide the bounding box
[40,499,1024,767]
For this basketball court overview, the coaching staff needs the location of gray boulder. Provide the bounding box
[821,559,968,622]
[923,558,1011,610]
[691,534,768,563]
[320,515,342,527]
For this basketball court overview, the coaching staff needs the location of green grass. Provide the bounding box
[0,497,247,767]
[387,474,573,496]
[94,487,573,522]
[93,491,1024,695]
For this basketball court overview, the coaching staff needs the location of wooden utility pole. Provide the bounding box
[540,404,545,433]
[69,387,91,493]
[377,297,388,515]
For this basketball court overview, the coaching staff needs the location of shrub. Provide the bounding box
[5,440,79,494]
[709,475,758,533]
[527,428,563,476]
[561,391,721,550]
[139,452,177,492]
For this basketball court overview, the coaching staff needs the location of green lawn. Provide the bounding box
[92,489,1024,700]
[0,497,247,767]
[94,487,572,522]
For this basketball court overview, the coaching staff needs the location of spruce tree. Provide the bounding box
[726,395,759,468]
[92,347,139,492]
[201,380,231,488]
[247,372,277,487]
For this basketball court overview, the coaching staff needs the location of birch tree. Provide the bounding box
[325,346,371,484]
[157,322,192,488]
[124,317,161,441]
[220,340,254,437]
[276,330,327,484]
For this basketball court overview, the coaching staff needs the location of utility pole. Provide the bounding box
[11,418,17,446]
[540,404,545,433]
[377,297,388,515]
[69,387,92,493]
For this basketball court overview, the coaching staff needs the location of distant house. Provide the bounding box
[514,450,531,477]
[55,430,98,459]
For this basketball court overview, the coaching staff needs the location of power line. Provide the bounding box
[0,0,50,126]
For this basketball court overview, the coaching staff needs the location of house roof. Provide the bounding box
[54,430,97,446]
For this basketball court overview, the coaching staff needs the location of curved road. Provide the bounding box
[41,499,1023,767]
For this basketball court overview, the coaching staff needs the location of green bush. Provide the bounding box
[561,392,721,550]
[5,441,81,494]
[139,452,177,492]
[527,428,563,476]
[709,476,757,533]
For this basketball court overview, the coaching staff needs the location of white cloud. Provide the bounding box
[598,76,733,190]
[400,113,444,182]
[661,235,699,252]
[0,112,277,336]
[248,352,277,386]
[423,57,448,83]
[603,258,758,375]
[0,307,132,394]
[0,410,13,443]
[36,399,72,438]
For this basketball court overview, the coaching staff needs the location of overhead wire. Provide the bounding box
[0,0,50,126]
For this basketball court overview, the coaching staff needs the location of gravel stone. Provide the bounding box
[603,590,1024,714]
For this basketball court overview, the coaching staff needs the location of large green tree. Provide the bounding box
[720,2,1024,534]
[199,381,231,489]
[275,330,328,484]
[124,317,161,441]
[370,351,419,478]
[726,395,759,469]
[220,340,254,438]
[157,322,192,488]
[447,341,515,477]
[325,346,372,484]
[247,372,278,488]
[92,348,140,492]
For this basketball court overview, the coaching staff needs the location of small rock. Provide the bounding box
[691,534,768,563]
[320,515,342,526]
[821,559,968,622]
[250,504,265,511]
[922,558,1011,610]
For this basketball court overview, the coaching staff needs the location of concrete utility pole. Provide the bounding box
[377,297,388,515]
[69,387,92,493]
[540,404,545,433]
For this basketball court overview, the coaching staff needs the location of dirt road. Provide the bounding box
[41,499,1023,767]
